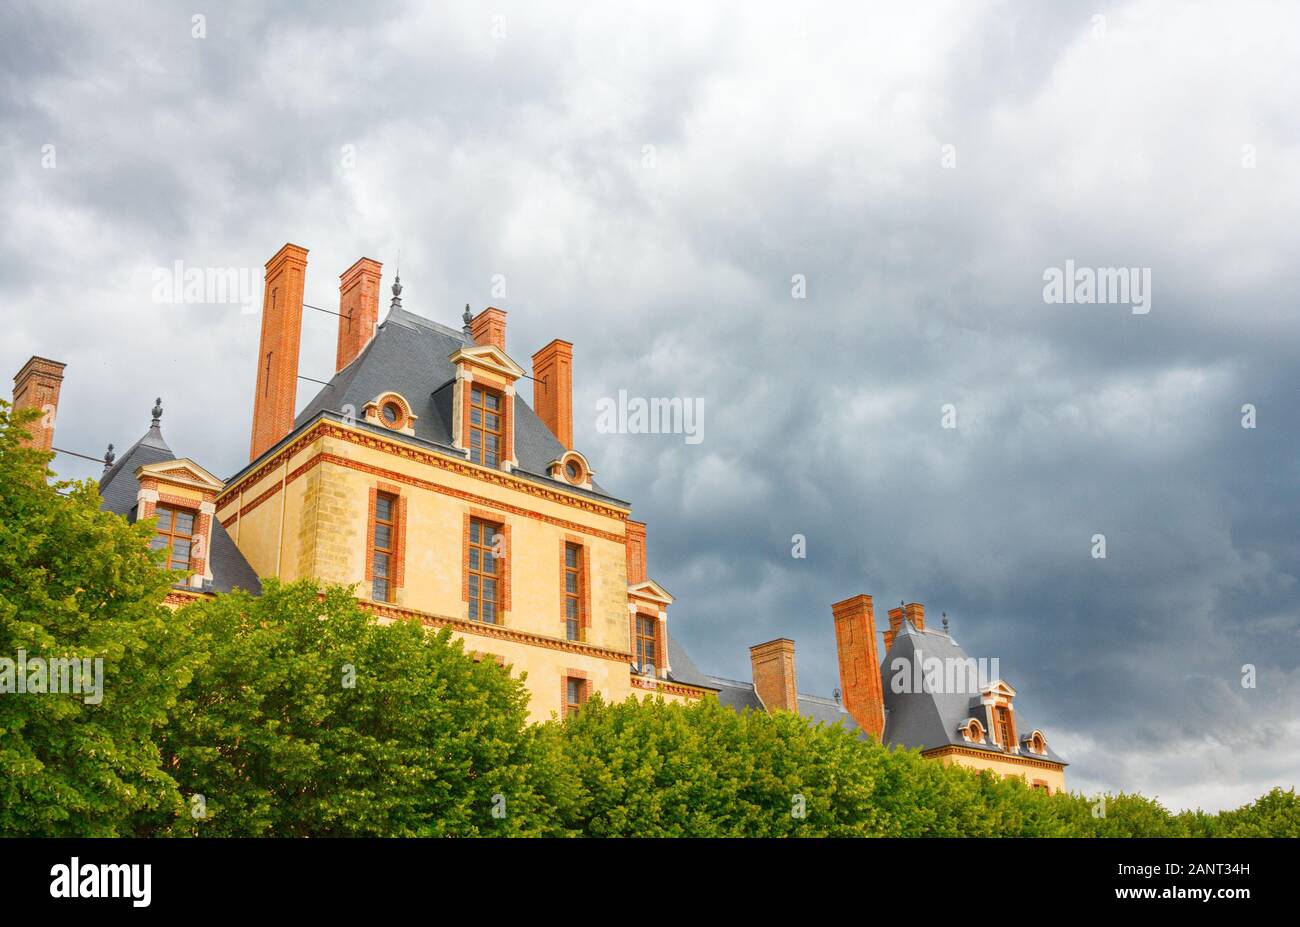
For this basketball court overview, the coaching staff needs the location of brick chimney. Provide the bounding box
[532,339,573,448]
[11,356,66,452]
[750,638,799,713]
[625,519,647,584]
[884,601,926,651]
[249,243,308,462]
[469,307,507,352]
[336,257,382,372]
[831,594,885,739]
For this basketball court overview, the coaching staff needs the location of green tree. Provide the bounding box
[147,580,562,836]
[0,401,194,836]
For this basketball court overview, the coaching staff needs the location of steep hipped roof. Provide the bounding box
[284,304,624,505]
[98,412,261,596]
[880,621,1066,765]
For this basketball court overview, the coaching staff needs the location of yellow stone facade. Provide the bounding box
[216,417,710,722]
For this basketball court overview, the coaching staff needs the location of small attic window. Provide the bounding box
[1028,731,1047,755]
[565,460,580,481]
[365,392,417,435]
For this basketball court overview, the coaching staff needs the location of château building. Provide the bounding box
[10,242,1065,792]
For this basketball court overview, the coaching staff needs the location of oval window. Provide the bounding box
[565,460,581,482]
[382,402,401,424]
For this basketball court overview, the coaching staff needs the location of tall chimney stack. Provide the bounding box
[831,594,885,739]
[249,243,308,462]
[531,339,573,448]
[11,356,66,453]
[336,257,382,372]
[750,638,799,713]
[469,307,507,352]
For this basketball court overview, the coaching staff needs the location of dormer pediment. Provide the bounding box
[980,679,1017,702]
[135,458,225,493]
[449,344,526,382]
[628,579,674,606]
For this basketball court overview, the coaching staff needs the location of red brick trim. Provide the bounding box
[921,745,1065,772]
[218,420,628,522]
[561,534,592,637]
[357,598,632,661]
[221,445,625,545]
[364,483,407,594]
[630,676,708,699]
[462,508,510,621]
[462,375,514,468]
[562,668,589,718]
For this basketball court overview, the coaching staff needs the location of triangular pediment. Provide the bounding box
[449,344,526,381]
[981,679,1017,698]
[135,458,225,492]
[628,579,674,606]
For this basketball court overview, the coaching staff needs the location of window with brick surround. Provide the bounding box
[635,614,658,671]
[468,517,502,624]
[152,505,196,573]
[565,676,587,718]
[564,542,584,641]
[371,492,398,602]
[995,707,1014,750]
[468,385,503,467]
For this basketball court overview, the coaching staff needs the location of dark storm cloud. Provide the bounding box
[2,0,1295,810]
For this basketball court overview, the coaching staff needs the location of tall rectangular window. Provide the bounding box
[468,386,503,468]
[372,492,397,602]
[635,614,657,671]
[152,505,196,573]
[995,707,1013,750]
[468,517,501,624]
[565,676,586,718]
[564,543,583,641]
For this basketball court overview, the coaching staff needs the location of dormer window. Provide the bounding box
[961,718,986,744]
[468,385,503,467]
[1027,731,1047,755]
[449,343,525,472]
[548,450,594,489]
[363,392,417,436]
[152,505,196,573]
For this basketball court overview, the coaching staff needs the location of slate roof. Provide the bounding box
[880,621,1067,765]
[98,417,261,596]
[703,674,864,734]
[267,304,625,506]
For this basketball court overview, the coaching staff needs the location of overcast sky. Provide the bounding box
[3,0,1297,812]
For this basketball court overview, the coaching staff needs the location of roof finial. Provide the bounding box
[462,303,474,337]
[103,443,115,472]
[942,611,949,632]
[390,274,403,312]
[151,397,163,426]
